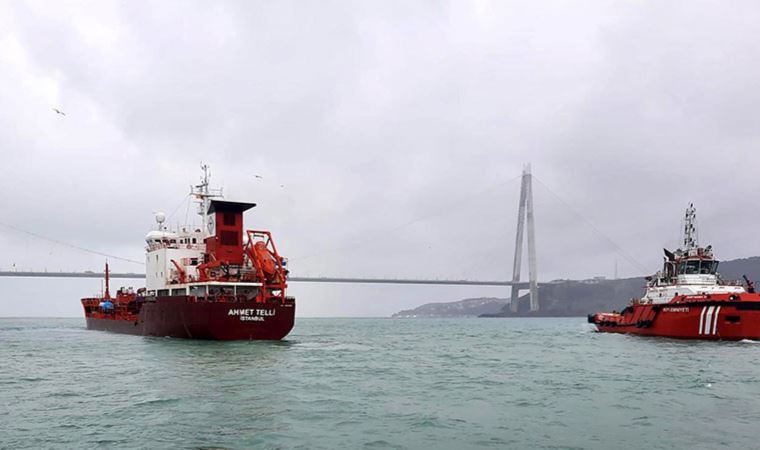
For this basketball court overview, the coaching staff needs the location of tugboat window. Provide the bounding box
[679,261,701,274]
[699,260,718,274]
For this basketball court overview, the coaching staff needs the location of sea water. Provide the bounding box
[2,317,759,449]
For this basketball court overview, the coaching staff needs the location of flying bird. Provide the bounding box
[52,108,66,116]
[254,174,263,179]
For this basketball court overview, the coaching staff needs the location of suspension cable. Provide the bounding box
[0,221,145,265]
[532,176,648,273]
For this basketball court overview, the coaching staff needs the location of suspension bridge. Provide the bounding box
[0,165,640,312]
[0,271,531,288]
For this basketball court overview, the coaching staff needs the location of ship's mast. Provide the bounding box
[104,261,111,300]
[681,203,698,251]
[192,163,223,235]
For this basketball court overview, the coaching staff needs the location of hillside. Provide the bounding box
[482,277,644,317]
[391,297,507,318]
[391,256,760,318]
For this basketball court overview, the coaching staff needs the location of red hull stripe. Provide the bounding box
[591,300,760,340]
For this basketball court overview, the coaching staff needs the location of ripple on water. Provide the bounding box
[131,397,182,407]
[2,317,760,449]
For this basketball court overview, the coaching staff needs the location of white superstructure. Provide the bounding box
[640,204,745,304]
[144,164,222,292]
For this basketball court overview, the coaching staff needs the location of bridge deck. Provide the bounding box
[0,271,532,287]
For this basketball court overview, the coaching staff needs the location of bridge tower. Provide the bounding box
[510,164,539,312]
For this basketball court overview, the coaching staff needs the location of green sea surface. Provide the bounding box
[2,318,759,449]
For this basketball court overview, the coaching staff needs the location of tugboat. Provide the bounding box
[588,204,760,340]
[81,165,295,340]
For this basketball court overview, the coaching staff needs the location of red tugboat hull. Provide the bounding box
[589,296,760,340]
[589,204,760,341]
[85,296,295,340]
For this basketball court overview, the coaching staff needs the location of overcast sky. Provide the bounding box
[2,0,760,317]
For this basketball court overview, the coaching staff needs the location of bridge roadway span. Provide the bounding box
[0,271,531,287]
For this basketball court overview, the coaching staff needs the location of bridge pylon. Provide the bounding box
[510,164,539,312]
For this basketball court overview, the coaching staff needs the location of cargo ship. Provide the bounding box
[588,204,760,340]
[81,165,295,340]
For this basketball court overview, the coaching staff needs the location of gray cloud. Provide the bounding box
[2,0,760,316]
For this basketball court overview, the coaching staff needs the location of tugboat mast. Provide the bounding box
[682,203,698,251]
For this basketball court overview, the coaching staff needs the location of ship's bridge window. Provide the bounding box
[679,261,701,274]
[700,260,718,275]
[679,260,718,275]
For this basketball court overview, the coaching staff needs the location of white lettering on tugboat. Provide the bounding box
[228,308,276,322]
[663,307,689,313]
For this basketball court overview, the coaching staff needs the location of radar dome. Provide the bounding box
[155,211,166,224]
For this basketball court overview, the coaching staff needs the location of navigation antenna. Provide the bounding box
[681,203,698,251]
[192,163,224,235]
